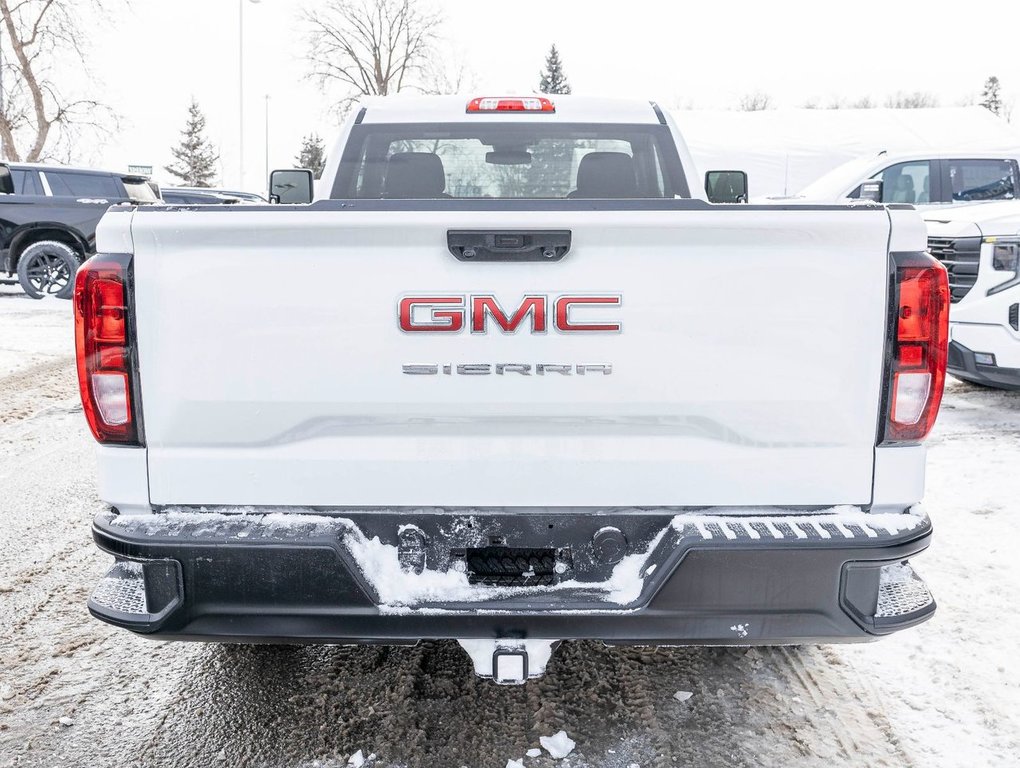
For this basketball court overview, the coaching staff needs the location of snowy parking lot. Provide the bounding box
[1,287,1018,768]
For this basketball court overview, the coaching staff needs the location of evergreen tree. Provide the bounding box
[295,133,327,178]
[980,76,1002,116]
[164,98,219,187]
[538,44,571,95]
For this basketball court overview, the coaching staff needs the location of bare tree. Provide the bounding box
[738,92,772,111]
[669,97,697,111]
[884,91,939,109]
[0,0,115,162]
[421,51,475,95]
[304,0,442,112]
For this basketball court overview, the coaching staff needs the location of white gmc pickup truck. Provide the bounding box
[79,95,949,683]
[925,201,1020,390]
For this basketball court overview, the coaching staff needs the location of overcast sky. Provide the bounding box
[81,0,1020,192]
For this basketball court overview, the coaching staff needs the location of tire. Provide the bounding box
[16,240,80,300]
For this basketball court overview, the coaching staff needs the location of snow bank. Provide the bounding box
[676,106,1020,197]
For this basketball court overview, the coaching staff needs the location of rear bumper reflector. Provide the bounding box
[875,563,934,620]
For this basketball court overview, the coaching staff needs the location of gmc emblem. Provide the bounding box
[398,294,622,334]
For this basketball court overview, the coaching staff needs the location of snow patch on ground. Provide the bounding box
[539,731,576,759]
[0,288,73,378]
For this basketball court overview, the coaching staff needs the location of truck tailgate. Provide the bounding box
[126,207,892,507]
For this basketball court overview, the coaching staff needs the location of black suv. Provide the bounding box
[0,163,158,299]
[159,187,267,205]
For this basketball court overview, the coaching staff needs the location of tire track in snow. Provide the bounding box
[0,356,77,427]
[612,647,673,768]
[768,646,915,766]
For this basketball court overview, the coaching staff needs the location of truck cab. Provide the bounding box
[792,150,1020,207]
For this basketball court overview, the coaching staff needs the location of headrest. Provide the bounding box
[384,152,446,198]
[573,152,638,198]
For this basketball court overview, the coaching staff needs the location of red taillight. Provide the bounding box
[881,251,950,444]
[466,96,556,113]
[74,254,139,444]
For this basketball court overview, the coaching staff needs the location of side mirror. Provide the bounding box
[269,168,314,204]
[705,170,747,204]
[858,179,884,203]
[0,164,14,195]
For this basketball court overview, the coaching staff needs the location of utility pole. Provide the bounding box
[239,0,261,190]
[264,94,270,188]
[0,26,5,161]
[238,0,244,189]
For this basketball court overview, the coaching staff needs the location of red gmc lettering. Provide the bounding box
[398,294,620,333]
[399,297,465,332]
[471,295,547,333]
[555,296,622,332]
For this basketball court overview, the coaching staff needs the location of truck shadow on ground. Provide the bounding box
[132,639,890,768]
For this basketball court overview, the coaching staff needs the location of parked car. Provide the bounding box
[0,163,158,299]
[79,95,947,684]
[925,200,1020,390]
[159,187,267,205]
[779,150,1020,206]
[160,188,243,205]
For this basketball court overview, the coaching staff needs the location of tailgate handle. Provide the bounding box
[447,230,570,262]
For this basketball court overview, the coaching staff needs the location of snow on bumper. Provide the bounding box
[89,505,934,644]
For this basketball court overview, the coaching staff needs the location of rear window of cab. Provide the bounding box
[332,123,690,200]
